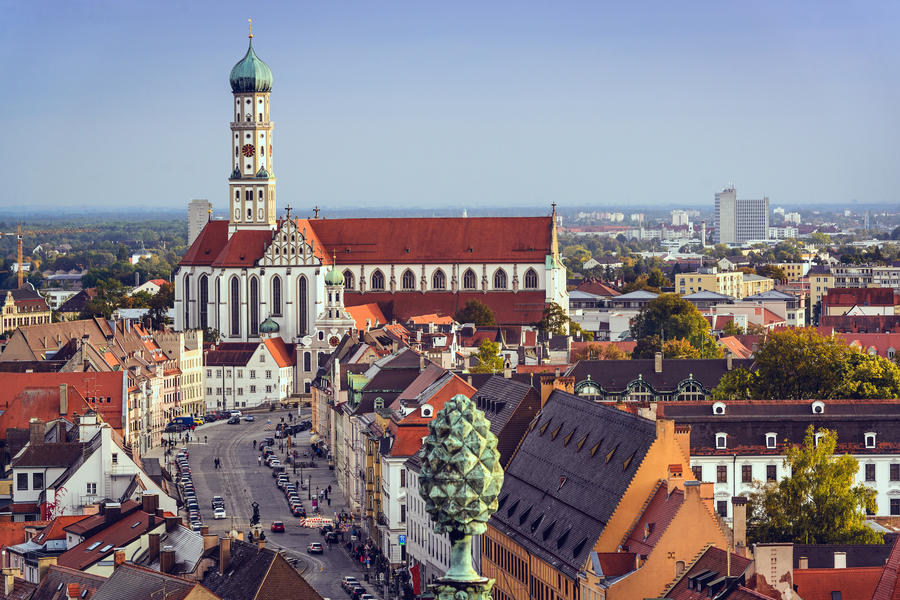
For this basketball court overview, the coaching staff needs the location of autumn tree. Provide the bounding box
[454,300,496,326]
[721,320,745,336]
[573,343,628,361]
[630,294,719,358]
[148,282,175,329]
[747,426,881,545]
[538,302,593,340]
[470,339,504,374]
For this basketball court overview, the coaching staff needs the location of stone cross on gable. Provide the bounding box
[313,205,320,219]
[285,204,292,220]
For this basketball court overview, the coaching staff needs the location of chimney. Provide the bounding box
[219,536,231,575]
[113,548,126,568]
[834,552,846,569]
[419,353,425,373]
[257,538,267,551]
[684,480,700,500]
[29,418,44,446]
[165,516,180,532]
[731,496,747,554]
[148,533,161,562]
[59,384,68,416]
[142,493,159,515]
[104,502,121,523]
[66,583,80,600]
[798,556,808,570]
[654,352,663,373]
[503,362,512,379]
[3,570,15,597]
[160,545,175,574]
[725,349,733,371]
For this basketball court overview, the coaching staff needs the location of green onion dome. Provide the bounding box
[230,39,273,93]
[259,316,280,334]
[324,265,345,286]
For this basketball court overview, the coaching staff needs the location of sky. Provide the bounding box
[1,1,899,213]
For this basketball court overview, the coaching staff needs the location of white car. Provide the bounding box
[213,507,227,519]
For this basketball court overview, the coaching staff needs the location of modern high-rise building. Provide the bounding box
[714,186,769,244]
[188,199,212,245]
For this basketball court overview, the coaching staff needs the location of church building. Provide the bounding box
[174,34,567,362]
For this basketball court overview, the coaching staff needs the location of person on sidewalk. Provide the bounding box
[258,455,262,466]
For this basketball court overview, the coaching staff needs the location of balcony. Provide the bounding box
[377,511,389,527]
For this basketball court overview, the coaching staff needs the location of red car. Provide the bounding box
[270,520,285,533]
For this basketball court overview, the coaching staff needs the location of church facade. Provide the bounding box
[174,35,567,357]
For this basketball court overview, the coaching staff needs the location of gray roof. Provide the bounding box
[743,289,797,301]
[569,290,602,300]
[30,565,107,600]
[490,389,658,579]
[566,358,755,394]
[143,525,204,574]
[474,376,534,438]
[91,563,195,600]
[682,290,735,301]
[614,290,659,300]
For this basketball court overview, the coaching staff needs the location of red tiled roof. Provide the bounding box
[179,220,229,266]
[406,313,456,326]
[346,303,388,332]
[33,515,87,544]
[872,535,900,600]
[576,280,621,297]
[211,228,277,268]
[264,337,295,368]
[837,332,900,359]
[793,567,881,600]
[0,520,49,549]
[388,425,429,457]
[311,216,551,264]
[399,375,476,425]
[824,287,900,308]
[515,364,572,374]
[0,374,122,431]
[347,291,548,326]
[622,482,684,556]
[821,314,900,333]
[718,336,754,359]
[58,509,161,570]
[148,279,167,286]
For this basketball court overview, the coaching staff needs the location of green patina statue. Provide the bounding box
[419,393,505,599]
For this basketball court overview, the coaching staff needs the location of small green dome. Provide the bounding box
[325,266,344,286]
[230,40,273,93]
[259,317,279,333]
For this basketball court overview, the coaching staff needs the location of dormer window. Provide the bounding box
[766,433,777,449]
[716,433,727,449]
[712,402,726,415]
[811,401,825,414]
[865,432,876,449]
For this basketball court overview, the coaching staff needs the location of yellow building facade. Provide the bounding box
[676,271,773,299]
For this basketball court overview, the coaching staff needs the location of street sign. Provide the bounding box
[398,534,406,545]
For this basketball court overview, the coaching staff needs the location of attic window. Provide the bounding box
[712,402,726,415]
[563,428,576,447]
[518,505,532,526]
[530,514,544,533]
[623,451,636,471]
[558,476,567,491]
[716,433,727,449]
[572,537,588,558]
[765,433,777,449]
[542,520,556,541]
[86,542,101,551]
[100,544,113,552]
[130,520,142,528]
[812,401,825,414]
[551,424,562,440]
[590,440,602,457]
[539,419,551,436]
[865,432,876,449]
[506,499,519,518]
[497,493,508,510]
[576,434,588,452]
[606,444,618,463]
[556,526,571,549]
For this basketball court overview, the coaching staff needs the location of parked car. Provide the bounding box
[270,520,285,533]
[341,577,359,591]
[227,416,240,424]
[211,496,225,509]
[244,415,255,422]
[306,542,323,554]
[213,507,227,519]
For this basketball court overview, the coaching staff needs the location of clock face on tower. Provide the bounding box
[329,336,340,347]
[241,144,255,157]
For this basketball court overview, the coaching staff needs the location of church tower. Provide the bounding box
[228,23,277,235]
[314,260,357,343]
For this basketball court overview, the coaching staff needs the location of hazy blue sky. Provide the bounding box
[2,1,898,212]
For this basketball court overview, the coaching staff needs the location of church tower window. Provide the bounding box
[401,269,415,291]
[432,270,446,290]
[297,276,308,336]
[230,277,241,337]
[524,268,538,289]
[199,275,209,330]
[371,270,385,291]
[183,275,191,327]
[493,269,508,289]
[249,277,259,336]
[463,269,477,290]
[272,276,282,315]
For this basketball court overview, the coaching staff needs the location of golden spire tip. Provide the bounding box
[248,18,253,39]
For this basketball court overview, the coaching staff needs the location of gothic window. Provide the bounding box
[401,269,415,291]
[199,275,208,330]
[524,268,538,289]
[230,276,240,337]
[493,269,508,289]
[249,277,259,336]
[297,276,308,336]
[215,278,221,330]
[183,275,191,327]
[272,276,282,315]
[371,270,385,291]
[343,270,355,290]
[463,269,477,290]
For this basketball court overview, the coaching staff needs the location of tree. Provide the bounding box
[573,343,628,361]
[148,282,174,329]
[747,426,881,545]
[537,302,592,340]
[808,231,832,246]
[620,275,660,294]
[454,300,496,326]
[756,264,788,282]
[712,328,900,400]
[470,339,504,373]
[646,267,669,289]
[630,294,719,358]
[721,320,745,336]
[662,338,702,359]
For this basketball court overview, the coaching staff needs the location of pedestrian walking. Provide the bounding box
[258,455,262,466]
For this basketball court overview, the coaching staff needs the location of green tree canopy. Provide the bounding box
[747,426,881,545]
[148,282,175,329]
[630,293,719,358]
[712,328,900,400]
[538,302,593,341]
[470,339,504,374]
[454,300,496,326]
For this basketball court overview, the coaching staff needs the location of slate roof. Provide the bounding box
[29,565,106,600]
[11,442,86,468]
[566,358,755,393]
[793,535,897,568]
[473,375,534,438]
[91,563,197,600]
[142,523,204,574]
[204,343,259,366]
[663,545,753,599]
[57,288,97,314]
[490,389,658,579]
[658,400,900,456]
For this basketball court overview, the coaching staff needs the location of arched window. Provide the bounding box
[677,381,705,401]
[401,269,415,291]
[249,277,259,336]
[524,268,538,289]
[432,270,446,290]
[371,270,385,291]
[343,270,355,290]
[199,274,208,330]
[215,278,220,330]
[183,275,191,327]
[230,276,240,337]
[271,276,282,315]
[626,381,653,402]
[463,269,477,290]
[297,276,308,336]
[493,269,507,289]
